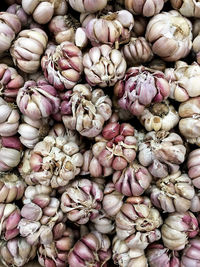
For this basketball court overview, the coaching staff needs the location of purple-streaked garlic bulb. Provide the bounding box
[0,64,24,102]
[0,203,21,240]
[0,136,22,172]
[18,129,83,188]
[38,223,75,267]
[138,100,179,132]
[165,61,200,102]
[103,182,124,218]
[61,179,103,224]
[48,14,80,44]
[0,97,20,137]
[114,66,170,116]
[179,97,200,145]
[0,237,37,267]
[90,210,115,234]
[147,243,180,267]
[113,161,152,197]
[68,231,111,267]
[116,196,162,249]
[85,10,134,47]
[18,185,65,246]
[89,121,137,177]
[121,37,153,66]
[17,79,60,120]
[0,172,26,203]
[187,148,200,189]
[146,10,192,61]
[22,0,67,24]
[6,4,28,26]
[69,0,107,13]
[0,12,21,54]
[41,41,83,91]
[181,238,200,266]
[138,131,186,178]
[10,28,48,73]
[113,236,148,267]
[150,171,195,213]
[125,0,166,17]
[171,0,200,17]
[83,44,127,87]
[18,116,50,148]
[62,84,112,138]
[161,211,199,250]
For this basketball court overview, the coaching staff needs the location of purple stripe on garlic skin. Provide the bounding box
[181,238,200,267]
[187,148,200,189]
[6,4,28,27]
[69,0,108,13]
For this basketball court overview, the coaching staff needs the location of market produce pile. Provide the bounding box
[2,0,200,266]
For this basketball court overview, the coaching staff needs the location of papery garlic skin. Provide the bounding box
[138,101,179,132]
[69,0,107,13]
[165,61,200,102]
[188,149,200,190]
[48,15,80,44]
[113,161,152,197]
[85,10,134,47]
[62,84,112,138]
[41,41,83,91]
[90,210,115,234]
[114,66,170,116]
[121,37,153,66]
[83,44,127,87]
[18,116,50,148]
[125,0,166,17]
[113,236,148,267]
[7,4,28,27]
[68,231,111,267]
[22,0,67,24]
[138,131,186,178]
[146,10,192,61]
[0,173,26,203]
[0,64,24,102]
[10,28,48,73]
[18,185,65,246]
[0,237,37,267]
[17,79,60,120]
[0,12,21,54]
[181,238,200,266]
[38,223,75,267]
[179,97,200,145]
[171,0,200,18]
[19,131,83,188]
[161,211,199,250]
[150,171,195,213]
[103,182,124,218]
[116,196,162,249]
[147,243,180,267]
[0,203,21,240]
[89,121,137,177]
[0,136,22,172]
[61,179,103,224]
[0,97,20,137]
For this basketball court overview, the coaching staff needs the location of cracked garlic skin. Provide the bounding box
[62,84,112,138]
[18,130,83,188]
[116,196,162,250]
[114,66,170,116]
[150,171,195,213]
[138,131,186,178]
[61,179,103,224]
[138,100,179,132]
[112,236,148,267]
[171,0,200,17]
[41,41,83,91]
[161,211,199,251]
[146,10,192,61]
[165,61,200,102]
[83,44,127,88]
[179,97,200,145]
